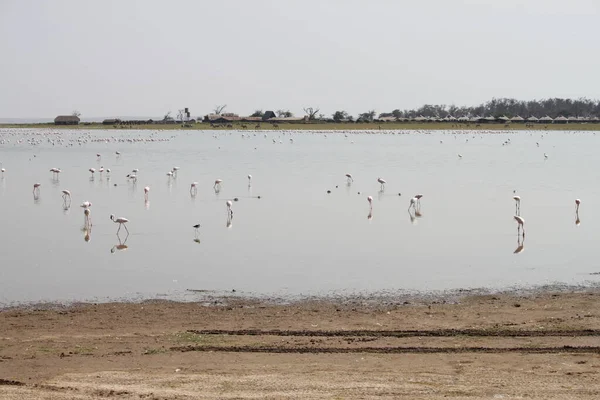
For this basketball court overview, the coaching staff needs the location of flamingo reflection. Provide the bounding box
[110,234,129,253]
[83,227,92,243]
[514,230,525,254]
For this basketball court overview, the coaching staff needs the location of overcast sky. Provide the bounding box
[1,0,599,119]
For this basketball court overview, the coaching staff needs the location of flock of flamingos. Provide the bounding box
[0,128,587,255]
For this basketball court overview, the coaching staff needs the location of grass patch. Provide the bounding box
[172,331,229,346]
[143,347,168,355]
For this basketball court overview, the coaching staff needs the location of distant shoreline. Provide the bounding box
[3,122,600,131]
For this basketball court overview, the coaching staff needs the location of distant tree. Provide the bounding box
[358,110,376,122]
[276,109,294,118]
[163,111,173,121]
[250,110,264,117]
[332,110,350,122]
[71,110,81,117]
[303,107,320,120]
[213,105,227,115]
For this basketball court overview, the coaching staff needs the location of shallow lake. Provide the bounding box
[1,128,599,305]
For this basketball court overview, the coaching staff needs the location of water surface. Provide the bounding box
[1,128,599,304]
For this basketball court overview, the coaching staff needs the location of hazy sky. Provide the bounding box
[1,0,599,119]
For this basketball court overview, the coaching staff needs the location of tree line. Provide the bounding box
[204,97,600,123]
[378,97,600,120]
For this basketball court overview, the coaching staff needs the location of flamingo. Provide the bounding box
[458,154,463,158]
[377,177,386,190]
[132,168,139,174]
[193,223,201,236]
[190,182,198,195]
[110,214,129,234]
[513,195,521,214]
[226,200,233,217]
[115,151,121,156]
[84,208,92,227]
[33,183,41,194]
[96,153,101,159]
[367,195,373,208]
[62,189,71,203]
[0,162,4,176]
[576,198,581,212]
[80,201,92,208]
[247,174,252,184]
[514,215,525,236]
[144,186,150,200]
[50,167,61,177]
[172,167,180,176]
[214,179,223,189]
[414,194,423,205]
[89,168,96,177]
[99,166,104,175]
[127,174,137,182]
[544,153,548,159]
[346,173,353,183]
[106,168,111,176]
[408,197,417,210]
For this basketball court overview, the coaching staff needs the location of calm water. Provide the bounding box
[1,128,599,305]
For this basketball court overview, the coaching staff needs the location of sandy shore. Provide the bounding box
[2,290,600,399]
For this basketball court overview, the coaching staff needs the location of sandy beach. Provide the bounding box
[1,289,600,399]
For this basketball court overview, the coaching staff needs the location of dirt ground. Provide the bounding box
[1,290,600,399]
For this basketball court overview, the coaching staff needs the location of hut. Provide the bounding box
[539,116,554,123]
[54,115,80,125]
[510,116,525,123]
[554,115,568,124]
[526,116,539,123]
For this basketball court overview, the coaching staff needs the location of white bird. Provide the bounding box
[408,197,417,210]
[50,167,61,177]
[33,183,41,194]
[576,198,581,212]
[414,194,423,205]
[367,195,373,208]
[172,167,180,175]
[96,153,101,159]
[190,182,198,195]
[110,214,129,234]
[62,189,71,202]
[544,153,548,159]
[132,168,139,173]
[99,166,104,174]
[144,186,150,200]
[247,174,252,184]
[346,173,353,183]
[226,200,233,217]
[377,177,386,190]
[214,179,223,189]
[80,201,92,208]
[166,171,173,178]
[115,151,121,156]
[89,168,96,177]
[127,174,137,182]
[106,168,111,176]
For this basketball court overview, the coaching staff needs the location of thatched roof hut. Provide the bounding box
[539,116,554,122]
[554,115,568,123]
[511,116,524,122]
[54,115,80,125]
[526,116,539,122]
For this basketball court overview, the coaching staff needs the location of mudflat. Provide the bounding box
[1,290,600,399]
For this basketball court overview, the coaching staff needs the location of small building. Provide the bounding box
[54,115,80,125]
[510,116,525,123]
[554,115,568,124]
[539,116,554,123]
[526,116,539,123]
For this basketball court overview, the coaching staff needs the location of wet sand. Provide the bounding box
[2,289,600,399]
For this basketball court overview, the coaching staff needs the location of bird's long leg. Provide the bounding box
[117,224,121,234]
[124,224,129,234]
